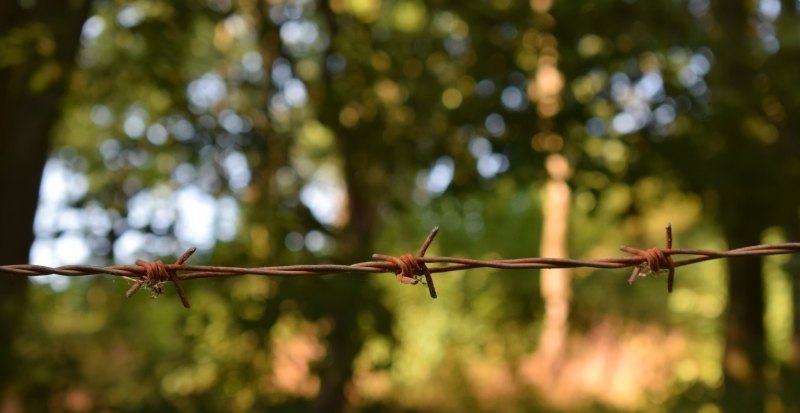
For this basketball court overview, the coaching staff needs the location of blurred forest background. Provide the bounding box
[2,0,800,411]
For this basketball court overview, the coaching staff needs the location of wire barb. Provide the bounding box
[621,223,675,292]
[4,224,800,307]
[127,248,196,308]
[373,226,439,298]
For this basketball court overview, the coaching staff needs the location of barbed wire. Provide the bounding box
[2,224,800,309]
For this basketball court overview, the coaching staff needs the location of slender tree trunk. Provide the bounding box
[312,156,378,412]
[311,49,382,413]
[0,0,91,397]
[537,154,572,380]
[705,1,769,408]
[309,4,385,411]
[721,224,766,411]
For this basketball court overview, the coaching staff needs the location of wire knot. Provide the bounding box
[376,253,436,298]
[380,253,428,285]
[373,226,440,299]
[140,259,170,283]
[395,253,425,283]
[620,224,676,293]
[125,248,196,308]
[642,247,672,273]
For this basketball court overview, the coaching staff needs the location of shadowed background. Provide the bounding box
[2,0,800,411]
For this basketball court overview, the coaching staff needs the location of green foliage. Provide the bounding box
[4,0,800,411]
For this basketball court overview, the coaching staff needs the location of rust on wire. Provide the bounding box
[126,247,196,308]
[373,225,439,298]
[3,223,800,308]
[621,223,676,292]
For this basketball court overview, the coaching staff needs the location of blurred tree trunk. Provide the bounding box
[311,145,379,413]
[246,3,383,410]
[537,154,572,379]
[708,1,768,409]
[310,4,383,412]
[774,9,800,408]
[531,2,571,380]
[721,224,766,411]
[0,0,90,397]
[312,71,382,413]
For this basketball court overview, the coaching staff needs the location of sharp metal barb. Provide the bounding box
[125,280,145,298]
[666,223,673,250]
[418,226,439,257]
[3,223,799,306]
[665,223,675,293]
[417,226,439,299]
[170,248,195,308]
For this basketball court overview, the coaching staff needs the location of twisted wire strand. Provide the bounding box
[3,224,800,307]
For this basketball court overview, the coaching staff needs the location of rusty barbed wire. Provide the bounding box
[3,223,800,308]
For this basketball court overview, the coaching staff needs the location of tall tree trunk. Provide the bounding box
[721,223,766,411]
[311,151,378,412]
[536,154,572,380]
[0,0,91,397]
[309,3,386,411]
[706,1,769,408]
